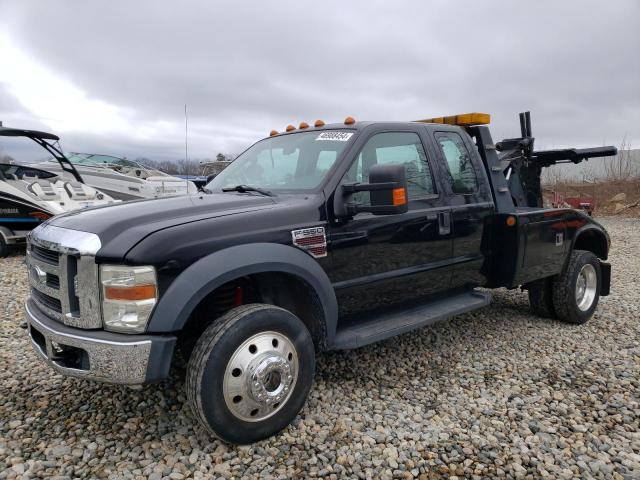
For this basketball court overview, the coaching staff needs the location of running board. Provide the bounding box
[332,289,491,350]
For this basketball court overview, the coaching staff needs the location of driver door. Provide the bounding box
[327,130,454,318]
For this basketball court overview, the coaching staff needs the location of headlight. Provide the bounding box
[100,265,157,333]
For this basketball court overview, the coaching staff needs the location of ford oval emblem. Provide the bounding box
[32,265,47,285]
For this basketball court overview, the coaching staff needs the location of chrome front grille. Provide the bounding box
[31,245,60,265]
[26,224,102,329]
[46,273,60,289]
[31,288,62,313]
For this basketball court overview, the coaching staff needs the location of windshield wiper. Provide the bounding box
[221,184,274,196]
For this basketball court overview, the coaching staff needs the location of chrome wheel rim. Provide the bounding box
[575,264,597,311]
[223,331,298,422]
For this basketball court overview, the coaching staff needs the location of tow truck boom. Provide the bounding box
[495,112,617,208]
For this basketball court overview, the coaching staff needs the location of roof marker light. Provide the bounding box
[344,116,355,125]
[415,112,491,126]
[314,119,325,127]
[286,125,296,132]
[299,122,309,129]
[269,130,278,136]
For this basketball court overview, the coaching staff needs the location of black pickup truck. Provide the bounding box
[24,112,615,443]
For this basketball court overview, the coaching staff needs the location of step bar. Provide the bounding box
[332,289,491,350]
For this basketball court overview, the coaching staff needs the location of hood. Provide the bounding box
[49,193,276,250]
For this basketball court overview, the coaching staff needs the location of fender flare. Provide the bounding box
[571,224,609,260]
[147,243,339,344]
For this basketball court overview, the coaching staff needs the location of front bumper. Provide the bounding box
[25,299,176,385]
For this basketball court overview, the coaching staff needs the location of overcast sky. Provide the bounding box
[1,0,638,163]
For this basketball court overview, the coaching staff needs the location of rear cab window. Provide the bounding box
[435,131,479,194]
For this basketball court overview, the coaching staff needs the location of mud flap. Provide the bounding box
[600,262,611,296]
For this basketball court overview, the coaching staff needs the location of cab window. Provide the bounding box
[345,132,435,204]
[435,132,478,194]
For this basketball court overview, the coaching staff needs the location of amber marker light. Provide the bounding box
[286,125,296,132]
[104,284,157,301]
[314,119,325,127]
[415,112,491,126]
[506,216,516,227]
[392,188,407,206]
[270,130,278,136]
[299,122,309,129]
[344,116,355,125]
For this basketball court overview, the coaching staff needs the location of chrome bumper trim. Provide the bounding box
[26,300,153,384]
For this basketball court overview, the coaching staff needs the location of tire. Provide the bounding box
[0,236,10,258]
[527,277,556,318]
[552,250,601,324]
[186,304,315,444]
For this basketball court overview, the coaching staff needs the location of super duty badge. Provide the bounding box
[291,226,327,258]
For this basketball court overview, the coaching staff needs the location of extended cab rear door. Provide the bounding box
[429,128,495,289]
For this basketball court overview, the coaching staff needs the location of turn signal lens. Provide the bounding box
[104,284,156,301]
[506,216,516,227]
[344,116,355,125]
[314,119,325,127]
[299,122,309,129]
[392,188,407,206]
[286,124,296,132]
[269,130,278,136]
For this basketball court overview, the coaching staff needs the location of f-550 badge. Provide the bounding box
[291,226,327,258]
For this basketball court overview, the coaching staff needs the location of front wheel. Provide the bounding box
[552,250,601,324]
[186,304,315,444]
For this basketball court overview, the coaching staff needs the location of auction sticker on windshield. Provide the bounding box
[315,132,353,141]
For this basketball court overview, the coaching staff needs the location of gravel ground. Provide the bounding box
[1,217,638,480]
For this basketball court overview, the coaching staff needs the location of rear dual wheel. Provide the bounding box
[186,304,315,444]
[528,249,601,324]
[552,250,601,324]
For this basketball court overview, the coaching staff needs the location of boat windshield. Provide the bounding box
[206,129,354,193]
[64,153,143,169]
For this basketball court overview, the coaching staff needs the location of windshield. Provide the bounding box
[64,153,142,169]
[206,129,354,192]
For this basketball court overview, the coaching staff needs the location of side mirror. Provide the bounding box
[335,163,408,217]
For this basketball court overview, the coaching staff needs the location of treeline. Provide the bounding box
[135,153,235,175]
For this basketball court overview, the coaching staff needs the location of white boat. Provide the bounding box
[34,153,198,200]
[0,126,118,256]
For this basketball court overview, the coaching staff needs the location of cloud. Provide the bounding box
[1,0,638,162]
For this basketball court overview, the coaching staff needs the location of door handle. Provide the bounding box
[438,211,451,235]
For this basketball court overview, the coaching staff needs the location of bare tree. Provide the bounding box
[541,166,567,187]
[603,136,639,181]
[175,159,200,175]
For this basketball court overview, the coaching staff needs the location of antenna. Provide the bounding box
[184,104,188,164]
[184,104,190,192]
